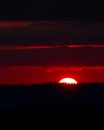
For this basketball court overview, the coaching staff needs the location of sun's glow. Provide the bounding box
[59,78,77,84]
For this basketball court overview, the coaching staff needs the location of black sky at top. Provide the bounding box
[0,1,104,21]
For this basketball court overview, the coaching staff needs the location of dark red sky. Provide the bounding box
[0,21,104,84]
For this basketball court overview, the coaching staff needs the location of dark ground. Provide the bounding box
[0,83,104,110]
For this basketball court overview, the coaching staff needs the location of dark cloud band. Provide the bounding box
[0,21,104,45]
[0,47,104,66]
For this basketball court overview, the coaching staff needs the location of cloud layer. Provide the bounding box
[0,44,104,50]
[0,47,104,66]
[0,21,104,45]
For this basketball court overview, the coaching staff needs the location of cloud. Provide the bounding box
[67,44,104,48]
[0,22,30,28]
[0,21,104,45]
[0,46,104,67]
[45,66,104,72]
[0,45,61,50]
[1,66,104,72]
[0,44,104,50]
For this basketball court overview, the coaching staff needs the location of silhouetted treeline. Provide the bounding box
[0,82,104,108]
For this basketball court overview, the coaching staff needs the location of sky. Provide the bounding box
[0,21,104,84]
[0,1,104,21]
[0,1,104,84]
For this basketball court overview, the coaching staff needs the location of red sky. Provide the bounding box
[0,21,30,27]
[0,66,104,84]
[0,21,104,84]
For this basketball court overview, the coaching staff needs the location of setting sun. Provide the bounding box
[59,78,77,84]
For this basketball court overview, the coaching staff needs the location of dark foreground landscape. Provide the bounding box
[0,83,104,109]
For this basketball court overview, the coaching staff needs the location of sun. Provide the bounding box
[59,78,77,84]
